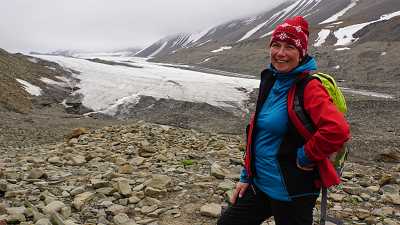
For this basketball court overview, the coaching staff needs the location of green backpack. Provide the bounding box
[295,72,348,225]
[312,72,348,175]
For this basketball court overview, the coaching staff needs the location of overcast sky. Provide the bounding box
[1,0,289,53]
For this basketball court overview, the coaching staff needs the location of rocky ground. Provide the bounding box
[0,120,399,225]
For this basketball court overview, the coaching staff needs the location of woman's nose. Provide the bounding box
[276,47,286,56]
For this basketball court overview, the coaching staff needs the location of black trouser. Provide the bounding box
[217,185,318,225]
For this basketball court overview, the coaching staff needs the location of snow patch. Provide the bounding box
[260,30,273,38]
[16,79,42,96]
[100,94,141,115]
[381,52,387,56]
[27,57,39,63]
[335,47,351,51]
[314,29,331,47]
[320,0,359,24]
[331,21,343,25]
[40,77,68,87]
[211,46,232,53]
[61,99,73,108]
[238,20,270,42]
[148,41,168,58]
[200,57,213,63]
[342,88,394,99]
[227,22,237,28]
[334,10,400,46]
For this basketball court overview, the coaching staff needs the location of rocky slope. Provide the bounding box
[0,122,399,225]
[0,49,75,113]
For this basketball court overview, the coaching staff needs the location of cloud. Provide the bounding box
[1,0,288,53]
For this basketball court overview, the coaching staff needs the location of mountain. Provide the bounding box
[135,0,354,58]
[0,49,75,113]
[135,0,400,97]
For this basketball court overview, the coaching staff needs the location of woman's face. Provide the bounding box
[270,41,301,73]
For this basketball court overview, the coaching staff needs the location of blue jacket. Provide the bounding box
[240,57,318,201]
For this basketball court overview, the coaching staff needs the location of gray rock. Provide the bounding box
[329,193,346,202]
[356,209,371,220]
[27,168,47,179]
[48,157,63,165]
[118,164,135,174]
[200,203,221,218]
[60,207,71,219]
[115,179,132,196]
[342,186,364,195]
[96,187,115,195]
[106,204,128,216]
[144,187,166,197]
[70,155,86,166]
[383,218,398,225]
[136,218,156,224]
[113,213,130,225]
[128,196,141,204]
[64,220,79,225]
[217,180,235,192]
[6,213,26,223]
[380,184,399,195]
[50,212,65,225]
[72,192,95,210]
[6,207,26,215]
[70,186,85,196]
[211,163,226,179]
[35,218,52,225]
[0,180,7,192]
[43,201,66,215]
[141,205,158,214]
[145,175,171,189]
[131,157,146,166]
[382,193,400,205]
[0,204,6,216]
[91,179,110,189]
[372,207,395,217]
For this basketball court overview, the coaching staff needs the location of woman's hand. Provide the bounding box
[230,182,249,204]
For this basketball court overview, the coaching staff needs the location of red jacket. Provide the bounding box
[244,71,350,189]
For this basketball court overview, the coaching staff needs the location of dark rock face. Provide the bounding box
[64,93,93,114]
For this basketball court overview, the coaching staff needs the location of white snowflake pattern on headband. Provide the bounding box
[294,39,302,48]
[278,32,289,40]
[294,26,303,33]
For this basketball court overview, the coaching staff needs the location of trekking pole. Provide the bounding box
[320,187,327,225]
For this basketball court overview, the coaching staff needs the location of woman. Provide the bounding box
[217,16,350,225]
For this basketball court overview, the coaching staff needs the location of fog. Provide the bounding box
[1,0,289,53]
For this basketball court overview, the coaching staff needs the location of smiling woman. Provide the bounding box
[217,16,350,225]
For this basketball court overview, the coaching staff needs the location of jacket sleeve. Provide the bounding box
[302,79,350,161]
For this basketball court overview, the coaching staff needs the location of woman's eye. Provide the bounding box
[271,43,280,48]
[287,45,296,49]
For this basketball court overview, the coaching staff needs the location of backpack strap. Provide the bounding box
[293,75,320,136]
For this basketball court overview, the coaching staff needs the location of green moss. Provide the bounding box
[181,159,195,166]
